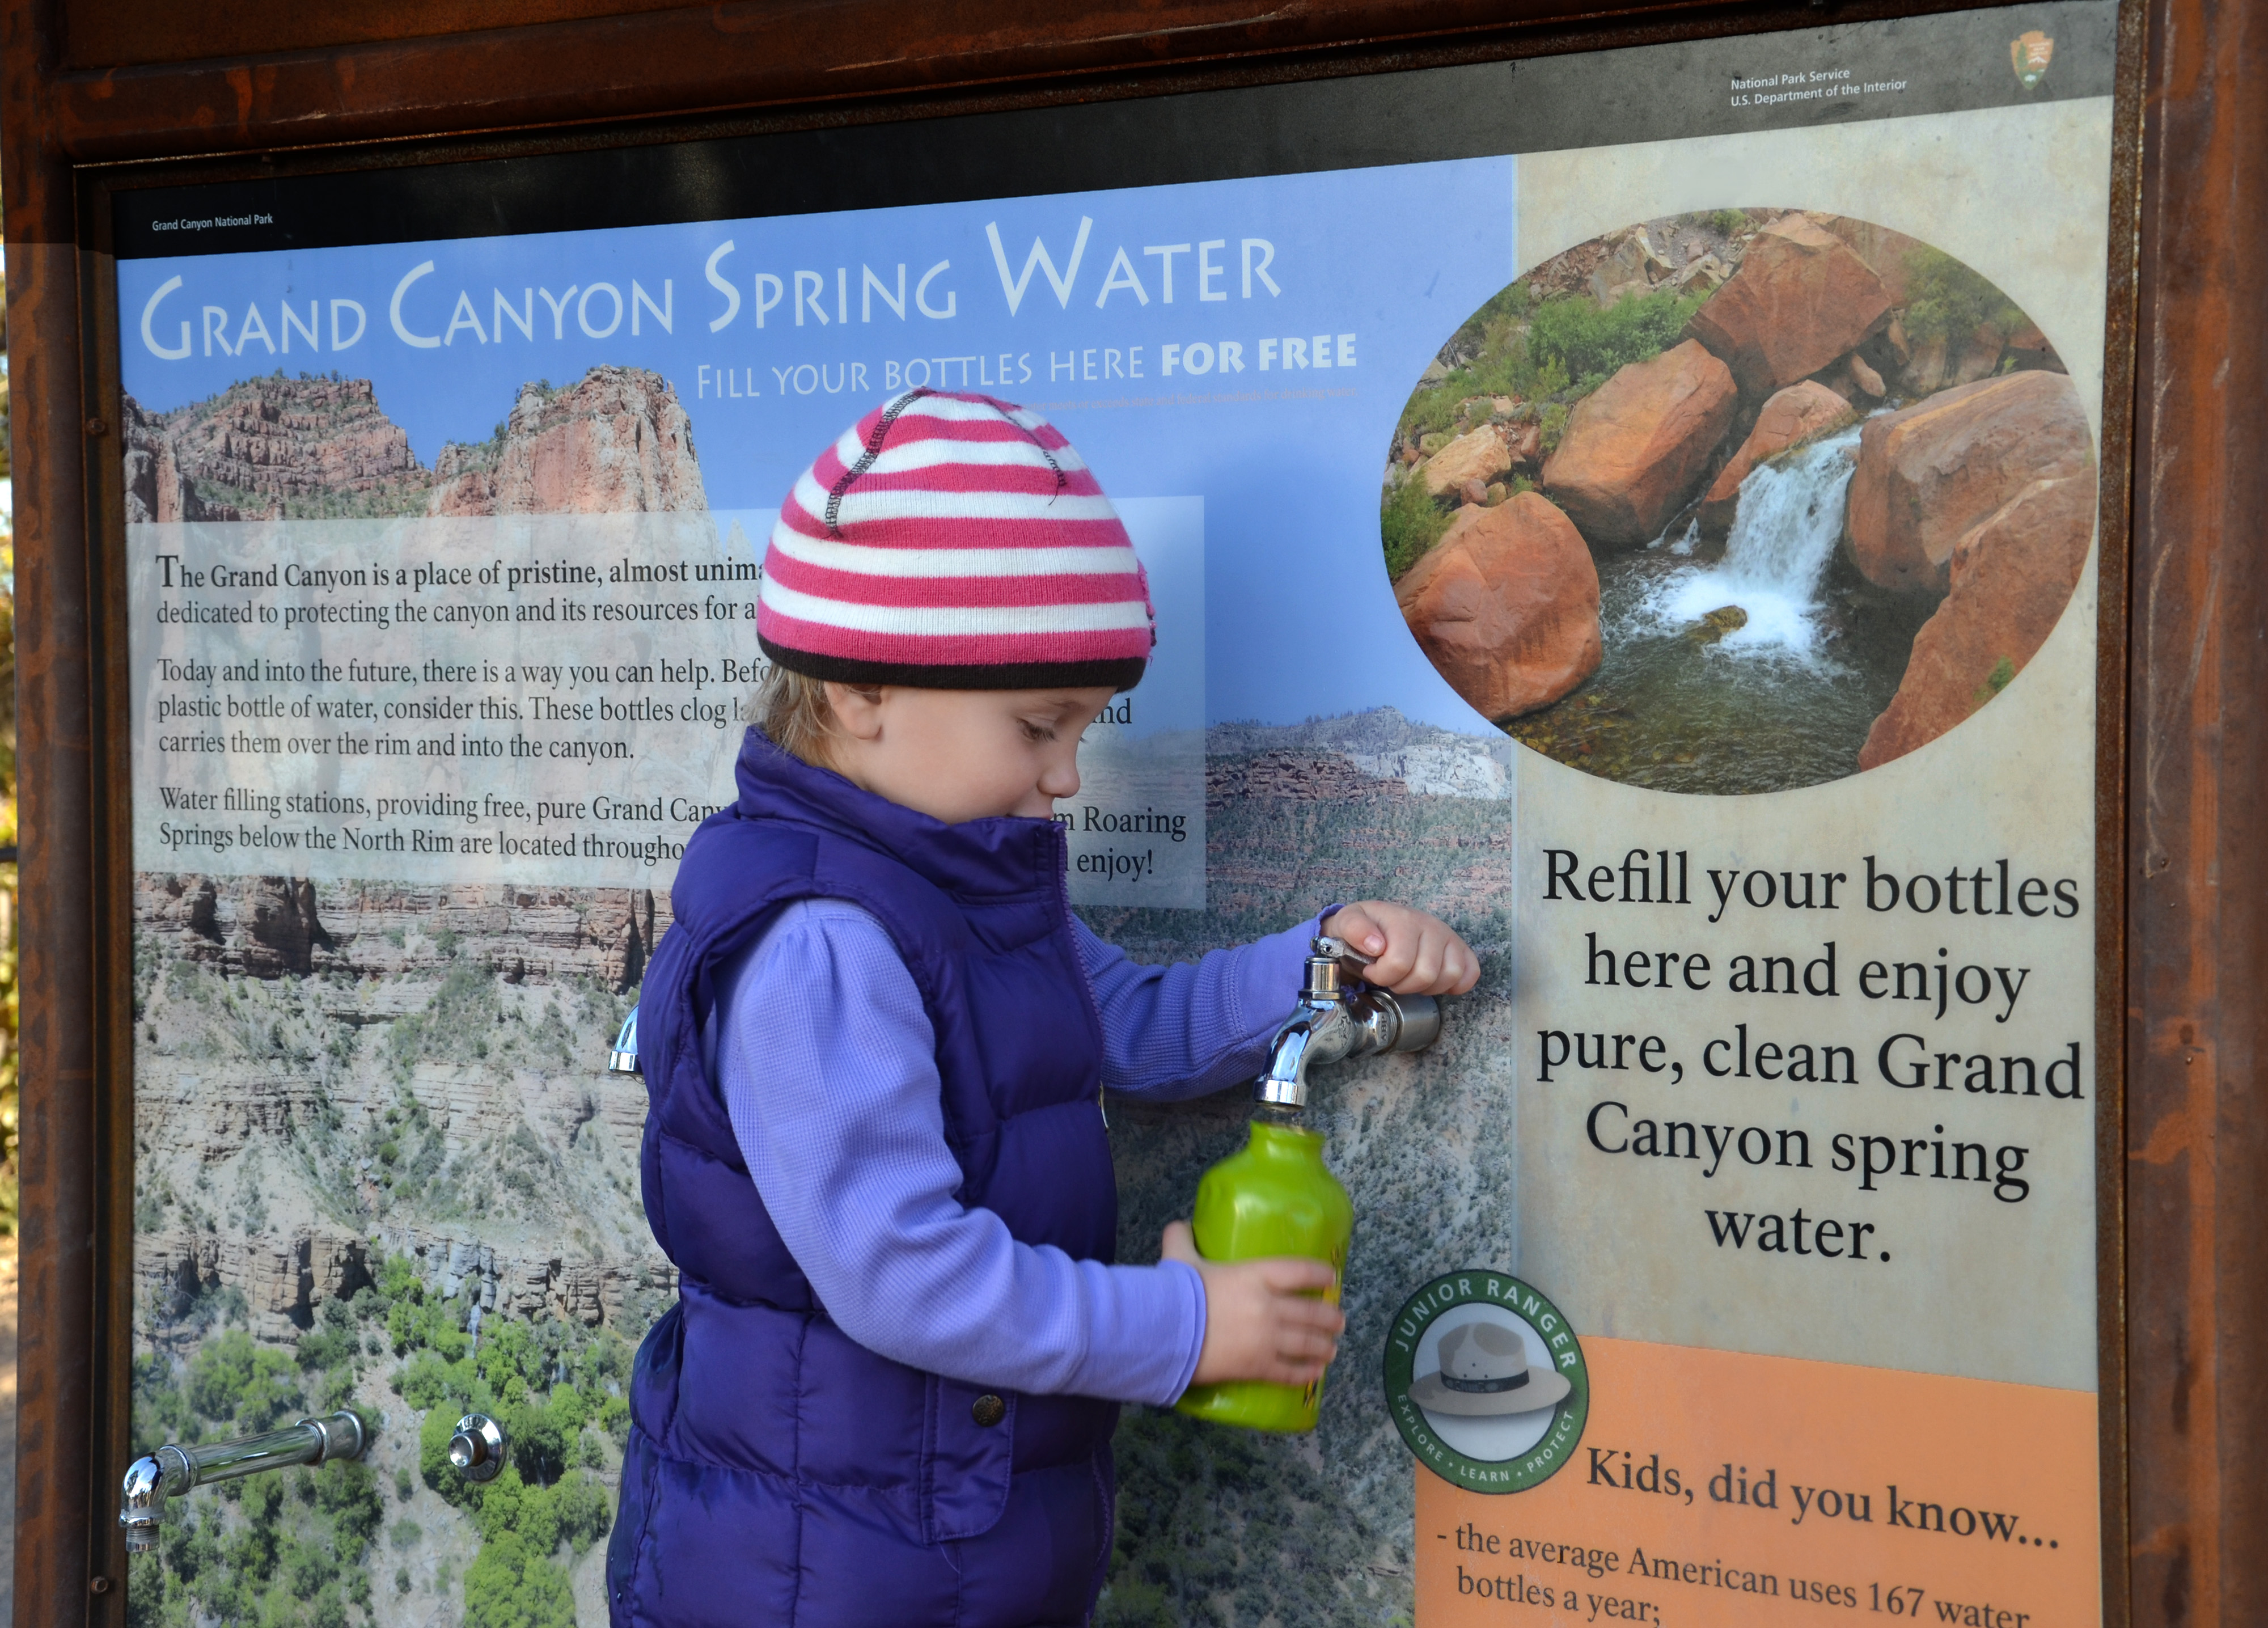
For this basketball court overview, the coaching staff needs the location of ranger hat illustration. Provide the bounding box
[1408,1320,1572,1416]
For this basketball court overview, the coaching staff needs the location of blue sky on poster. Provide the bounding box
[118,159,1520,730]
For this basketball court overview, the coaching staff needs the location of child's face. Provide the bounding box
[823,683,1119,825]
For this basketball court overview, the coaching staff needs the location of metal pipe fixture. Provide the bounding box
[1254,936,1444,1110]
[120,1411,366,1554]
[448,1413,509,1482]
[609,1007,642,1075]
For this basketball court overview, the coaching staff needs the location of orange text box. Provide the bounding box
[1416,1337,2098,1628]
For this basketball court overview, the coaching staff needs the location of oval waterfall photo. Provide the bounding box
[1382,210,2096,795]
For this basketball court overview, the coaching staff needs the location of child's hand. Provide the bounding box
[1320,901,1480,996]
[1161,1221,1345,1388]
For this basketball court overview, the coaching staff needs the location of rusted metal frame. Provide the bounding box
[2126,0,2268,1618]
[2093,0,2150,1622]
[33,0,1736,162]
[48,0,2027,170]
[52,0,2084,237]
[5,0,100,1621]
[53,0,699,70]
[73,172,136,1623]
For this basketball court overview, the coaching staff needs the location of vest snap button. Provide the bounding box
[970,1393,1006,1427]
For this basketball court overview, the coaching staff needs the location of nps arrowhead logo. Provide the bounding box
[2011,31,2055,89]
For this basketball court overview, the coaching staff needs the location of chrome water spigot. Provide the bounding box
[608,1007,642,1075]
[1254,936,1444,1109]
[448,1413,509,1482]
[121,1411,366,1554]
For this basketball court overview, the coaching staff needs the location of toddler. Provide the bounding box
[607,389,1477,1628]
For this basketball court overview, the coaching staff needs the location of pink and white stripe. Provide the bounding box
[758,390,1153,688]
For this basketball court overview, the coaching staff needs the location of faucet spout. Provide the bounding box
[1254,937,1445,1109]
[120,1447,191,1554]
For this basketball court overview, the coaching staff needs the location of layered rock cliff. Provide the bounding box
[134,875,675,1344]
[427,367,707,515]
[122,365,705,523]
[124,374,430,522]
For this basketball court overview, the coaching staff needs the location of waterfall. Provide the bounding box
[1634,422,1867,662]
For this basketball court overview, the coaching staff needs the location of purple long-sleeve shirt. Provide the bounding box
[701,904,1323,1408]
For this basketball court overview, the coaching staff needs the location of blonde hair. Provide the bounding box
[758,666,840,767]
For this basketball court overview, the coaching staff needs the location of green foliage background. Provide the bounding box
[1899,246,2028,347]
[129,1261,627,1628]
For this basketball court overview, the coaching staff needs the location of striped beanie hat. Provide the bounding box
[757,389,1153,691]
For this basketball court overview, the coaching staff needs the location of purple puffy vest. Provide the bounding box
[607,730,1120,1628]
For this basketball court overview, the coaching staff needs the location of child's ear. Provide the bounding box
[823,682,888,742]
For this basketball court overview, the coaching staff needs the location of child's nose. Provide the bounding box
[1039,755,1082,799]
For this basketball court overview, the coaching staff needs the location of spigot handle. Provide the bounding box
[1310,933,1369,966]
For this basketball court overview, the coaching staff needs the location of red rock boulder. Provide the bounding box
[1395,492,1602,721]
[2002,319,2064,374]
[1901,322,2015,396]
[1857,472,2094,768]
[1421,424,1514,497]
[1541,340,1738,548]
[1685,214,1895,399]
[1811,215,1928,305]
[1846,370,2092,594]
[1697,381,1857,532]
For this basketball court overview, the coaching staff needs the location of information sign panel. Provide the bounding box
[112,6,2119,1618]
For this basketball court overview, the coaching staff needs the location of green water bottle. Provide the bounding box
[1173,1115,1354,1434]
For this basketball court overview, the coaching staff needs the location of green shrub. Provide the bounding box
[1539,402,1572,455]
[1097,1579,1178,1628]
[397,1351,456,1411]
[389,1293,469,1360]
[599,1392,632,1447]
[499,1392,570,1483]
[141,1292,642,1625]
[379,1252,425,1303]
[1708,208,1750,236]
[278,1532,339,1599]
[548,1471,615,1554]
[187,1329,302,1433]
[1525,287,1708,393]
[1381,476,1453,582]
[1902,246,2026,346]
[387,958,504,1076]
[295,1298,359,1372]
[315,1461,384,1560]
[462,1530,577,1628]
